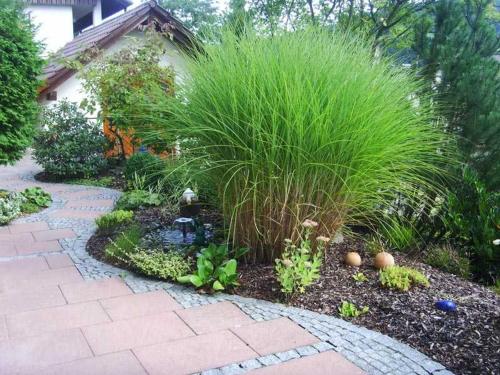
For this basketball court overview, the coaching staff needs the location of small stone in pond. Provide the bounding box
[435,300,457,312]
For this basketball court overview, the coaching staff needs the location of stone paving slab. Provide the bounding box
[59,277,132,303]
[0,329,92,374]
[176,301,254,334]
[232,317,320,356]
[134,330,258,375]
[34,351,147,375]
[0,285,66,316]
[99,290,182,320]
[82,311,195,355]
[6,301,110,338]
[0,155,451,375]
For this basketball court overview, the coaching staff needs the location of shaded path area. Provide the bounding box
[0,155,451,375]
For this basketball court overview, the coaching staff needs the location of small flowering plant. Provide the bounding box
[275,220,328,298]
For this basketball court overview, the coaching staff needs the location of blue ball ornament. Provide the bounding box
[435,300,457,312]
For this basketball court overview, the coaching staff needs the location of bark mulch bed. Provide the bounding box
[35,165,126,191]
[87,205,224,266]
[236,238,500,375]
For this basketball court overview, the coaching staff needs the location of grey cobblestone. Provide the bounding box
[2,163,451,375]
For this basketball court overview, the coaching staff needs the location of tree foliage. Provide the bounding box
[74,27,175,157]
[0,0,43,165]
[413,0,500,190]
[159,0,220,37]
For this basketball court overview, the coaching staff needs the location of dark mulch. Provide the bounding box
[236,238,500,375]
[87,204,225,265]
[34,166,126,191]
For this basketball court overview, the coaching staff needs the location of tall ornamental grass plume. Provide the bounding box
[143,29,450,263]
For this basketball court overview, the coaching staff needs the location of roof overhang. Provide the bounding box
[39,1,200,96]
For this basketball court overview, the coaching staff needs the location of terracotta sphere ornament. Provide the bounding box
[374,251,395,269]
[345,251,362,267]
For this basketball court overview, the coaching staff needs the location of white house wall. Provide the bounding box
[26,5,74,56]
[40,29,189,118]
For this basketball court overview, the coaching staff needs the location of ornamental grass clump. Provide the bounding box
[143,29,449,263]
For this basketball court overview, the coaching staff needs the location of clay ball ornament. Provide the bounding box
[374,251,395,269]
[435,300,457,312]
[345,252,362,267]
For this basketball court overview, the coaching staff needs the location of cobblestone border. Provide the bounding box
[2,170,453,375]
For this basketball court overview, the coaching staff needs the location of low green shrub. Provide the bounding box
[275,221,325,297]
[105,225,142,260]
[21,187,51,208]
[379,219,417,252]
[178,244,247,292]
[32,100,108,178]
[0,190,23,225]
[115,190,163,210]
[67,176,113,187]
[20,202,40,214]
[95,210,133,234]
[365,235,386,256]
[338,301,369,318]
[425,245,470,279]
[125,153,165,189]
[379,266,430,292]
[129,249,192,280]
[352,272,368,282]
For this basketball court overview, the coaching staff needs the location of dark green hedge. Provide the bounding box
[0,0,43,165]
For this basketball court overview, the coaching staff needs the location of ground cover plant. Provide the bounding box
[95,210,133,234]
[0,187,52,225]
[145,28,448,263]
[115,190,163,211]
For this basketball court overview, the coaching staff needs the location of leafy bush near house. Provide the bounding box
[75,29,175,157]
[379,266,430,292]
[21,187,51,208]
[124,153,165,190]
[338,301,369,318]
[147,28,448,262]
[178,244,248,292]
[115,190,163,211]
[0,191,23,225]
[95,210,133,234]
[32,101,108,178]
[105,225,142,260]
[0,0,43,165]
[425,245,470,279]
[129,249,192,280]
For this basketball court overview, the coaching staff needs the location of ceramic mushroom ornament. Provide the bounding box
[374,251,395,269]
[345,251,362,267]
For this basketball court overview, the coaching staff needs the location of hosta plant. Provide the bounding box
[21,187,51,208]
[178,244,248,292]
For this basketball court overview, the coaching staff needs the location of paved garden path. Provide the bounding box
[0,155,452,375]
